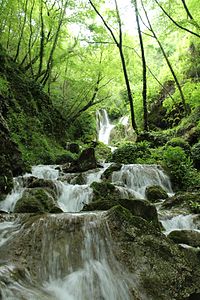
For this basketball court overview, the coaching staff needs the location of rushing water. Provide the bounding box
[160,214,200,235]
[112,164,173,199]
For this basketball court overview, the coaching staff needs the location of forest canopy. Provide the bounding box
[0,0,200,132]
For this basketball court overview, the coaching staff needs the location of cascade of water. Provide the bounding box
[32,165,59,180]
[57,183,93,212]
[160,214,199,235]
[96,109,115,145]
[112,164,173,199]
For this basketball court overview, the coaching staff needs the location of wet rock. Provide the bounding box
[168,230,200,247]
[106,205,200,300]
[14,188,62,213]
[101,163,122,181]
[145,185,168,202]
[90,181,118,201]
[63,148,98,173]
[25,177,57,194]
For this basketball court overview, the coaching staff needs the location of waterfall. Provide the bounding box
[96,109,115,145]
[112,164,173,199]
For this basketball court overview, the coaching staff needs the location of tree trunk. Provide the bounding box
[134,0,148,131]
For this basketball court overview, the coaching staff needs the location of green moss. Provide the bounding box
[14,188,57,213]
[145,185,168,202]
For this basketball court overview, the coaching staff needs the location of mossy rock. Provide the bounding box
[145,185,168,202]
[161,191,200,213]
[168,230,200,248]
[90,181,118,202]
[83,198,159,227]
[101,163,122,181]
[14,188,62,213]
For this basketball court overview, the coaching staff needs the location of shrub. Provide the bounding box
[162,146,195,190]
[108,141,151,164]
[166,137,191,155]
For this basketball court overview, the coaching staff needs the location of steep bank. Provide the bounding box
[0,46,69,195]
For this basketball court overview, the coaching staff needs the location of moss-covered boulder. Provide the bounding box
[90,181,119,202]
[101,163,122,181]
[83,198,159,227]
[145,185,168,202]
[14,188,62,213]
[168,230,200,248]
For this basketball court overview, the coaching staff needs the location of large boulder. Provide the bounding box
[168,230,200,248]
[106,205,200,299]
[62,148,98,173]
[145,185,168,202]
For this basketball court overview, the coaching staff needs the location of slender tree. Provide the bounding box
[89,0,138,133]
[133,0,148,131]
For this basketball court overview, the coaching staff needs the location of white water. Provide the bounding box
[97,109,115,145]
[112,164,173,199]
[161,214,199,235]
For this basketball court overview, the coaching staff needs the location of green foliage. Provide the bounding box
[166,137,191,155]
[162,146,195,189]
[95,142,111,162]
[109,141,151,164]
[68,112,96,143]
